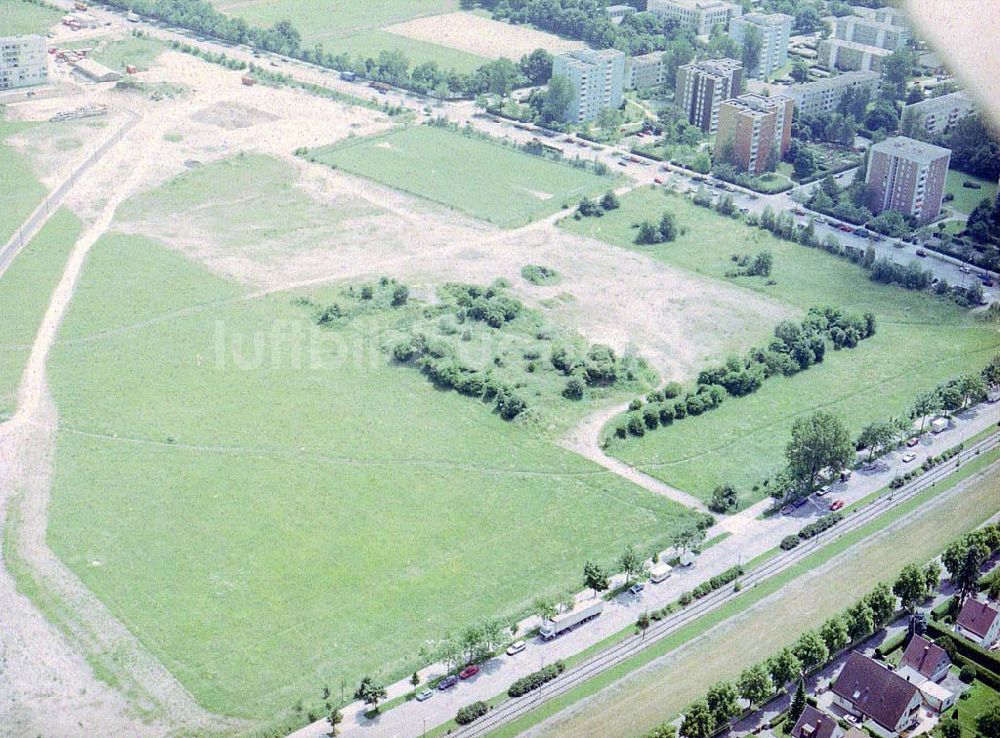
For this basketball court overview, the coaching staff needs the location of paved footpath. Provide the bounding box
[289,404,1000,738]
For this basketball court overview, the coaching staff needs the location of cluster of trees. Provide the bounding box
[613,308,873,446]
[444,283,523,329]
[552,342,634,400]
[675,581,898,738]
[635,211,680,245]
[942,523,1000,606]
[937,115,1000,181]
[726,250,773,278]
[965,193,1000,249]
[507,662,565,697]
[806,171,874,226]
[393,332,529,419]
[455,700,489,725]
[575,190,622,219]
[521,264,558,285]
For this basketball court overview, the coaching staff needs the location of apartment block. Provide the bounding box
[786,70,880,116]
[902,90,976,137]
[834,14,910,51]
[728,13,792,78]
[865,136,951,225]
[675,57,743,133]
[648,0,742,36]
[818,38,891,72]
[0,35,48,91]
[551,48,625,123]
[853,5,908,27]
[625,52,666,91]
[714,93,793,175]
[606,4,637,25]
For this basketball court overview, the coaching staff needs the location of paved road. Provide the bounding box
[286,404,1000,738]
[0,110,139,278]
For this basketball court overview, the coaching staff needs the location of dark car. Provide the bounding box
[792,496,809,508]
[916,249,927,257]
[438,675,459,690]
[853,227,867,236]
[459,664,480,680]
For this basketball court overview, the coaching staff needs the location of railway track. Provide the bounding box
[451,431,1000,737]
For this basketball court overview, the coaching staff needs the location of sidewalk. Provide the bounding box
[289,404,1000,738]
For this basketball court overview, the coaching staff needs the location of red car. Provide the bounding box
[906,437,919,448]
[654,177,664,184]
[829,499,845,512]
[459,664,480,680]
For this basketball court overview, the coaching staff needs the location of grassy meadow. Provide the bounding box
[0,208,80,420]
[561,187,1000,501]
[45,232,696,719]
[311,126,615,227]
[0,121,47,247]
[329,29,488,74]
[945,169,998,216]
[92,36,165,72]
[0,0,60,35]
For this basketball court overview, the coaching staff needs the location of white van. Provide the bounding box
[650,563,673,583]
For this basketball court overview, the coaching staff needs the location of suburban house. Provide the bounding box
[897,635,950,683]
[831,652,922,738]
[954,597,1000,648]
[791,704,842,738]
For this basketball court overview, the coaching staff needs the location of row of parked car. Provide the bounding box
[413,640,530,702]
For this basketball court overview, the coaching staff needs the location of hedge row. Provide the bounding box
[890,442,965,488]
[928,622,1000,693]
[799,512,843,540]
[781,535,802,551]
[507,661,565,698]
[678,565,744,606]
[455,700,488,725]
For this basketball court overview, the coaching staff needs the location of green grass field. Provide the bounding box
[0,208,80,420]
[329,29,488,73]
[311,126,614,227]
[945,169,998,216]
[0,121,47,248]
[516,457,1000,738]
[561,187,1000,501]
[210,0,456,44]
[91,36,165,72]
[0,0,60,35]
[45,232,696,720]
[940,679,999,737]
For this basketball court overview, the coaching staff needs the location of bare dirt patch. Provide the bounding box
[191,101,278,130]
[385,12,585,60]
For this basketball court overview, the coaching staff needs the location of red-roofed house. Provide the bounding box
[791,704,842,738]
[831,652,922,738]
[897,635,950,683]
[954,598,1000,648]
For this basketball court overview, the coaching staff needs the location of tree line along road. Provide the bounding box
[445,429,1000,738]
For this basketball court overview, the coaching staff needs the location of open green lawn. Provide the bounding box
[945,169,998,216]
[0,0,60,35]
[561,187,1000,501]
[0,121,47,247]
[939,679,1000,737]
[0,208,79,420]
[210,0,456,44]
[45,233,696,720]
[311,125,615,227]
[513,456,1000,738]
[329,29,488,73]
[91,36,164,72]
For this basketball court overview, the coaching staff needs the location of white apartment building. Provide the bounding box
[551,48,625,123]
[625,52,665,91]
[728,13,792,78]
[785,70,880,116]
[902,90,977,137]
[648,0,742,36]
[0,34,48,91]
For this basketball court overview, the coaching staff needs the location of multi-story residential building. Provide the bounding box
[550,48,625,123]
[625,52,666,91]
[0,35,48,91]
[675,57,743,133]
[901,90,977,137]
[714,93,793,175]
[648,0,742,36]
[728,13,792,78]
[606,4,637,25]
[786,70,880,116]
[853,5,908,27]
[865,136,951,225]
[818,38,892,72]
[834,14,910,51]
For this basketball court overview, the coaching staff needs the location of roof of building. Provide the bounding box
[870,135,952,165]
[820,38,894,57]
[656,0,740,10]
[956,598,1000,638]
[787,69,880,94]
[917,680,953,702]
[72,58,122,81]
[831,652,919,731]
[842,729,867,738]
[899,635,950,680]
[735,11,793,27]
[791,705,840,738]
[905,90,974,113]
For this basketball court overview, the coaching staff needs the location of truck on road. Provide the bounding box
[540,599,603,640]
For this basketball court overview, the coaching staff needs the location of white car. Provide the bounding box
[815,485,831,497]
[506,640,526,656]
[902,452,917,463]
